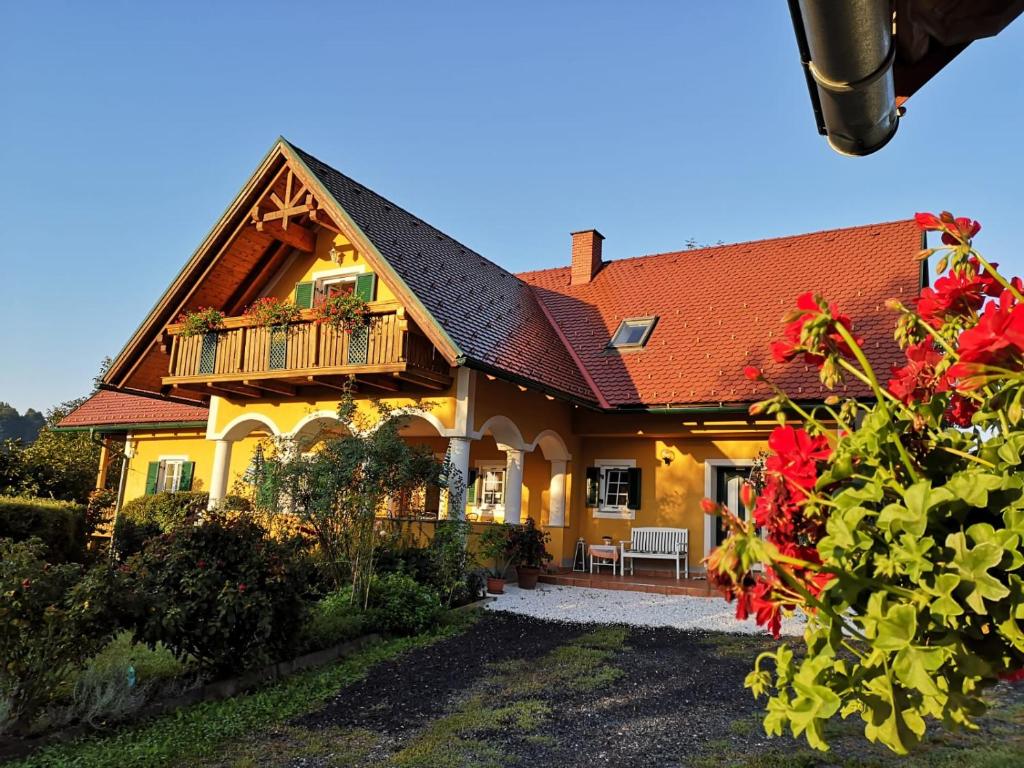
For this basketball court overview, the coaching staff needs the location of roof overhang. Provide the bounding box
[103,138,461,398]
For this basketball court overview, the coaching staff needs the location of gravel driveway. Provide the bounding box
[486,583,806,636]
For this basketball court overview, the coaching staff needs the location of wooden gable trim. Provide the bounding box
[106,138,460,394]
[105,142,289,390]
[280,141,461,366]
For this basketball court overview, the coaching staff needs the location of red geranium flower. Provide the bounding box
[944,393,978,427]
[771,292,862,369]
[949,290,1024,378]
[887,342,947,405]
[766,425,831,492]
[916,271,990,327]
[941,217,981,246]
[914,212,944,231]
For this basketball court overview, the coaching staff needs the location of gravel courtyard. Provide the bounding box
[485,583,807,635]
[200,611,1024,768]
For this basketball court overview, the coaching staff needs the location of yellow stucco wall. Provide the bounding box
[265,230,399,305]
[124,429,269,503]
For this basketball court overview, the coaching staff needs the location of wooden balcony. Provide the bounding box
[161,301,451,399]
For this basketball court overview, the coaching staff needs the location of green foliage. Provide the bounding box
[477,523,515,579]
[298,588,368,653]
[428,520,473,607]
[113,492,249,559]
[507,517,552,569]
[15,399,102,503]
[0,495,87,562]
[312,293,370,331]
[8,633,444,768]
[709,218,1024,755]
[257,401,443,604]
[367,572,442,636]
[177,307,225,337]
[0,539,124,734]
[122,512,310,674]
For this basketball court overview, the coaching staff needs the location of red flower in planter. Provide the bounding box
[915,211,981,245]
[771,292,861,369]
[948,291,1024,385]
[945,393,978,428]
[888,342,947,405]
[766,425,831,493]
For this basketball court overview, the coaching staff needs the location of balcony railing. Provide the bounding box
[162,301,450,395]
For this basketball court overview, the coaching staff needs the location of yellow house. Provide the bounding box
[60,138,923,573]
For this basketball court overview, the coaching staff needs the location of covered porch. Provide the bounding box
[538,567,712,597]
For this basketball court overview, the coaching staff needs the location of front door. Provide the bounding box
[713,465,750,547]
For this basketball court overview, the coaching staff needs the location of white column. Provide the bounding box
[548,459,567,527]
[207,439,233,510]
[504,448,525,524]
[446,436,472,520]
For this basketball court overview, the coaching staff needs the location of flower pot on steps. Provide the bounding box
[516,566,541,589]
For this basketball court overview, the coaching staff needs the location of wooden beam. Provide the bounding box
[244,378,295,397]
[309,208,341,234]
[356,375,400,392]
[254,219,315,252]
[394,371,452,391]
[224,241,290,316]
[207,382,261,399]
[261,202,315,224]
[306,375,352,393]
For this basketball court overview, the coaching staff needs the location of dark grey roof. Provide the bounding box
[289,141,596,404]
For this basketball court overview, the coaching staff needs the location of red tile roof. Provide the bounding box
[518,220,923,408]
[57,390,209,429]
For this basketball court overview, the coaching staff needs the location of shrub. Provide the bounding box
[477,523,515,579]
[0,495,86,562]
[113,492,251,560]
[0,539,124,734]
[367,573,441,636]
[299,588,368,653]
[507,517,552,569]
[427,520,472,607]
[123,512,309,675]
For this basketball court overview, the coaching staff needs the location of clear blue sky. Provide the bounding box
[1,2,1021,413]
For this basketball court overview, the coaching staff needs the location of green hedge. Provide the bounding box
[114,492,252,559]
[0,495,87,562]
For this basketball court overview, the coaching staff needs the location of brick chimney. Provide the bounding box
[570,229,604,285]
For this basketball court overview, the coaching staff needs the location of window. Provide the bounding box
[316,274,356,300]
[586,459,640,519]
[159,460,184,493]
[481,468,506,508]
[609,316,657,349]
[602,468,631,509]
[145,458,195,495]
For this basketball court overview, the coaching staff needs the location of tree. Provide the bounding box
[13,400,101,503]
[707,212,1024,754]
[257,397,443,606]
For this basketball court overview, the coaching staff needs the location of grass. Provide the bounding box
[9,618,472,768]
[388,626,629,768]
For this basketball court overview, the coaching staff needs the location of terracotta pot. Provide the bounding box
[517,566,541,589]
[486,577,506,595]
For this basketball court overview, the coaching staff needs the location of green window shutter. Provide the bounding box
[466,468,478,505]
[585,467,601,507]
[626,467,642,511]
[294,281,314,309]
[145,462,160,495]
[354,273,377,302]
[179,461,195,492]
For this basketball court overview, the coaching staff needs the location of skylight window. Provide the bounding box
[609,316,657,349]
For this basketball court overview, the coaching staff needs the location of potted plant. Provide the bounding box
[177,307,225,337]
[508,517,551,590]
[243,296,301,328]
[313,294,371,332]
[477,523,514,594]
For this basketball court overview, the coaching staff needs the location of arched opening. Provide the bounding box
[392,413,448,520]
[290,411,350,453]
[470,415,529,524]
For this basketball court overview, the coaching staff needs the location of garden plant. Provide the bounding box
[705,212,1024,754]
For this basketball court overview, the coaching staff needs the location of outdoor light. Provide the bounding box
[661,449,675,466]
[329,246,340,263]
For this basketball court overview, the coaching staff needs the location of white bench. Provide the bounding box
[620,527,689,579]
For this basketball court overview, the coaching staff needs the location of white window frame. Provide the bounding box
[702,459,756,563]
[472,460,507,515]
[157,455,189,493]
[593,458,636,520]
[311,266,365,304]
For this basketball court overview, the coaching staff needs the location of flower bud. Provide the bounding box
[743,365,763,382]
[740,483,755,509]
[700,498,720,516]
